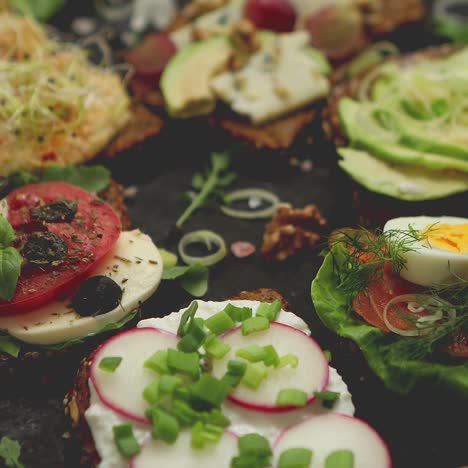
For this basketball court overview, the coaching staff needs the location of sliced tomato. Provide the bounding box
[442,331,468,358]
[1,182,121,315]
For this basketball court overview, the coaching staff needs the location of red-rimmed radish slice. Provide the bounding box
[211,322,329,413]
[273,414,392,468]
[130,430,238,468]
[90,327,178,424]
[244,0,297,33]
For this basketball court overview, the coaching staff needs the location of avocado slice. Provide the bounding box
[161,36,232,118]
[338,148,468,201]
[339,98,468,173]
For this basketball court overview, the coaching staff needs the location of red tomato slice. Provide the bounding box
[1,182,121,315]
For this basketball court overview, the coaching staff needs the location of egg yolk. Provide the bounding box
[424,223,468,253]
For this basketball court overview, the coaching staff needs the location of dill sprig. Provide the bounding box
[330,226,428,296]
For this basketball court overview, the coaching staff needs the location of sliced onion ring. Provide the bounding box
[383,294,455,337]
[347,41,400,79]
[178,230,227,266]
[220,188,279,219]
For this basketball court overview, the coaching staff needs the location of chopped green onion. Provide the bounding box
[178,318,207,352]
[222,360,247,388]
[324,350,332,362]
[277,354,298,369]
[262,345,280,367]
[159,375,182,395]
[256,300,281,321]
[278,448,313,468]
[241,316,270,336]
[238,433,272,457]
[231,454,270,468]
[325,449,354,468]
[177,301,199,337]
[224,303,253,322]
[147,407,180,445]
[98,356,122,373]
[241,362,267,390]
[191,421,224,449]
[112,424,140,458]
[276,389,308,407]
[144,350,169,374]
[190,374,232,407]
[314,391,340,409]
[167,349,200,379]
[204,334,231,358]
[172,400,199,426]
[143,380,160,405]
[204,409,231,428]
[205,311,235,336]
[174,386,191,401]
[236,345,268,363]
[178,230,227,266]
[221,188,279,219]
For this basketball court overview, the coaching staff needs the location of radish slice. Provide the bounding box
[211,322,329,413]
[90,328,178,424]
[130,430,238,468]
[273,414,392,468]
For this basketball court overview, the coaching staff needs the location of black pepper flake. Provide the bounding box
[31,200,77,223]
[148,260,158,265]
[24,232,68,266]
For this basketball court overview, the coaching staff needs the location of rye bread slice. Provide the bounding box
[323,43,461,146]
[65,288,290,467]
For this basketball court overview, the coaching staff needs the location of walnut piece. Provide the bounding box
[261,203,327,261]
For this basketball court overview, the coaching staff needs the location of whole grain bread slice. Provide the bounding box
[65,288,290,467]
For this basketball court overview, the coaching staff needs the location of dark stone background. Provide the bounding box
[0,1,466,467]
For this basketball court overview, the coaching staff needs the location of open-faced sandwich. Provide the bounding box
[66,289,391,467]
[324,43,468,225]
[312,216,468,398]
[124,0,424,153]
[0,11,163,175]
[0,179,163,367]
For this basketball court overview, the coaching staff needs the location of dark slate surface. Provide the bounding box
[0,2,467,467]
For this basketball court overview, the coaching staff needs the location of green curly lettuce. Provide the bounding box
[311,244,468,398]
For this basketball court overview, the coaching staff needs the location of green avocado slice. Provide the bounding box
[339,98,468,172]
[337,148,468,201]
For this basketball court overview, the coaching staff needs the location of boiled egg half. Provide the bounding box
[383,216,468,287]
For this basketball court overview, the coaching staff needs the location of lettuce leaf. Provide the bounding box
[311,245,468,398]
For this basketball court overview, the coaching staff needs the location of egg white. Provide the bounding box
[383,216,468,287]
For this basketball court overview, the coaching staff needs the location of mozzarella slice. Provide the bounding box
[0,230,163,345]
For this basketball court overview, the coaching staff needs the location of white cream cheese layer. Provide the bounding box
[211,31,329,124]
[86,300,355,468]
[0,230,163,345]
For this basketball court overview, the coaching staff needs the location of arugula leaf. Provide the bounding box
[10,0,65,21]
[311,244,468,398]
[10,165,111,194]
[0,216,16,248]
[45,312,138,350]
[163,263,209,297]
[0,336,21,358]
[0,436,24,468]
[176,152,236,227]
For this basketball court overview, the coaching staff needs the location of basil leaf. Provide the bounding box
[10,165,111,194]
[0,436,24,468]
[0,336,21,358]
[42,165,111,194]
[10,0,64,21]
[0,248,22,301]
[163,264,209,297]
[0,215,16,249]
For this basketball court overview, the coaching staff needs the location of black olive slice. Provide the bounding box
[23,232,68,265]
[71,275,123,317]
[31,200,78,223]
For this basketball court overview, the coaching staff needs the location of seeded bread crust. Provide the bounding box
[65,288,290,467]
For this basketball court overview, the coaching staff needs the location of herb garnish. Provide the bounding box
[0,436,24,468]
[176,152,236,227]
